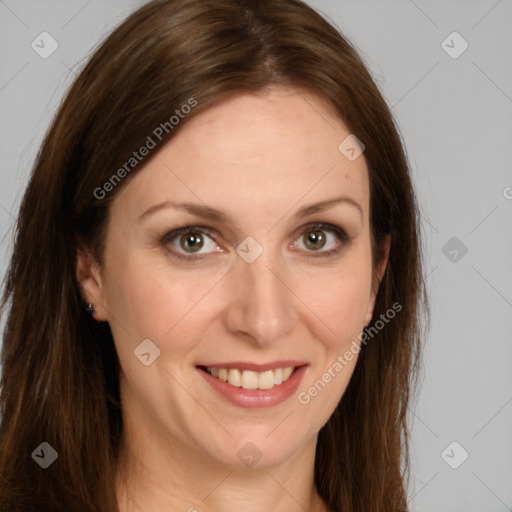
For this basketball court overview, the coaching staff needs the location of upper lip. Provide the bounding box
[197,361,308,372]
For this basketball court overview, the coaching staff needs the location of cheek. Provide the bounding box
[295,267,372,416]
[310,276,370,332]
[106,250,226,354]
[300,258,373,349]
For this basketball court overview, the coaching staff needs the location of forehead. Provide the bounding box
[112,87,370,223]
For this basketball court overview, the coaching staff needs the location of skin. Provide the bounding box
[76,86,390,512]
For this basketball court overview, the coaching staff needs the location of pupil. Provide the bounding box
[181,232,203,252]
[305,230,326,250]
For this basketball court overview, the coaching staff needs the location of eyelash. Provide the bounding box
[159,222,352,262]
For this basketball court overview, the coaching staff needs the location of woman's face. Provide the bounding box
[78,86,388,469]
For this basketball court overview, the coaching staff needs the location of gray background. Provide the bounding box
[1,1,511,510]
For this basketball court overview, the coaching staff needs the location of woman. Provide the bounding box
[0,0,427,510]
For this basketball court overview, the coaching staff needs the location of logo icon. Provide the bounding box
[31,32,59,59]
[338,134,365,161]
[442,237,468,263]
[134,338,161,366]
[31,442,58,469]
[236,236,263,264]
[236,442,262,468]
[441,441,469,469]
[441,32,469,59]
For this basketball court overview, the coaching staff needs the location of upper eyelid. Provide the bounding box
[161,225,216,245]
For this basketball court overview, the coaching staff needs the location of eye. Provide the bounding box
[290,222,349,259]
[160,222,350,262]
[161,225,221,260]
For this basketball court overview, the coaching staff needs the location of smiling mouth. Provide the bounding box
[198,366,298,390]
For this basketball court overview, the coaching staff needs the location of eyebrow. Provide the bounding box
[138,195,363,223]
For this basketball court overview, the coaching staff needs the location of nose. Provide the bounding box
[223,246,297,347]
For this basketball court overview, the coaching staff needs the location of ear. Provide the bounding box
[75,241,109,321]
[364,234,391,324]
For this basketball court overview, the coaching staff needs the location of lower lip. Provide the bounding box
[197,365,307,408]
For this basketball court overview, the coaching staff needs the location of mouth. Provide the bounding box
[195,360,308,408]
[196,362,308,408]
[198,365,299,390]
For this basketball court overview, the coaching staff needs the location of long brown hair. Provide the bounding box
[0,0,427,510]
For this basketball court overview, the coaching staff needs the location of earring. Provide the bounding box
[86,303,96,316]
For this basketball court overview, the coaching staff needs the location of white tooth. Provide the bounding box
[258,370,275,389]
[215,367,295,388]
[282,367,294,380]
[241,370,259,389]
[228,369,242,387]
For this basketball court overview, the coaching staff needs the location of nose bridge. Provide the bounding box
[228,245,295,345]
